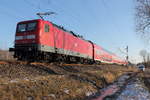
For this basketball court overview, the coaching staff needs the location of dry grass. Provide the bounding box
[0,50,14,60]
[0,75,97,100]
[138,68,150,92]
[0,62,137,100]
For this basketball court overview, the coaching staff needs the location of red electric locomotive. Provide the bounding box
[10,19,127,65]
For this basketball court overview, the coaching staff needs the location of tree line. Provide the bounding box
[136,0,150,66]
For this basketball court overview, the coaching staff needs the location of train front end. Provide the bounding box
[10,19,41,60]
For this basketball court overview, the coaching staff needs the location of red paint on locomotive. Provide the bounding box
[12,19,127,65]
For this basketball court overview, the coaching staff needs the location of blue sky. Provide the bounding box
[0,0,147,63]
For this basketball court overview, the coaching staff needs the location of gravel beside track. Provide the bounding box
[0,62,50,80]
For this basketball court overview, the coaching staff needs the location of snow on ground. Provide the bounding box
[117,78,150,100]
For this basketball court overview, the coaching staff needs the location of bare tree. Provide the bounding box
[147,53,150,61]
[139,49,147,62]
[136,0,150,43]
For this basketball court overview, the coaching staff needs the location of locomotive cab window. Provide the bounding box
[17,24,26,32]
[45,24,50,32]
[17,22,37,32]
[27,22,37,31]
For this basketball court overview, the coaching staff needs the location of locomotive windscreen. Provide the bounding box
[17,22,37,32]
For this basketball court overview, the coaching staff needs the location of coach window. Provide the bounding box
[45,24,50,32]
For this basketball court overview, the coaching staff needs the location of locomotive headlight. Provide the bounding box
[15,36,23,40]
[27,35,36,39]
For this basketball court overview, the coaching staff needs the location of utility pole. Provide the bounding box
[126,46,129,65]
[118,46,129,66]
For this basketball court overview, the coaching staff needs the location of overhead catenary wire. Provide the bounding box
[23,0,41,11]
[37,0,83,37]
[22,0,90,35]
[100,0,127,56]
[0,11,21,20]
[47,0,82,23]
[23,0,44,19]
[0,0,36,49]
[0,1,28,20]
[100,0,122,35]
[0,8,25,21]
[45,0,82,26]
[23,0,77,34]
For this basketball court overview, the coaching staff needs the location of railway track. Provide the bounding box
[0,60,137,88]
[0,60,51,80]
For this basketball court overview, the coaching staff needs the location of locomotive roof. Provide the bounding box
[51,22,85,40]
[17,19,41,24]
[17,19,91,42]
